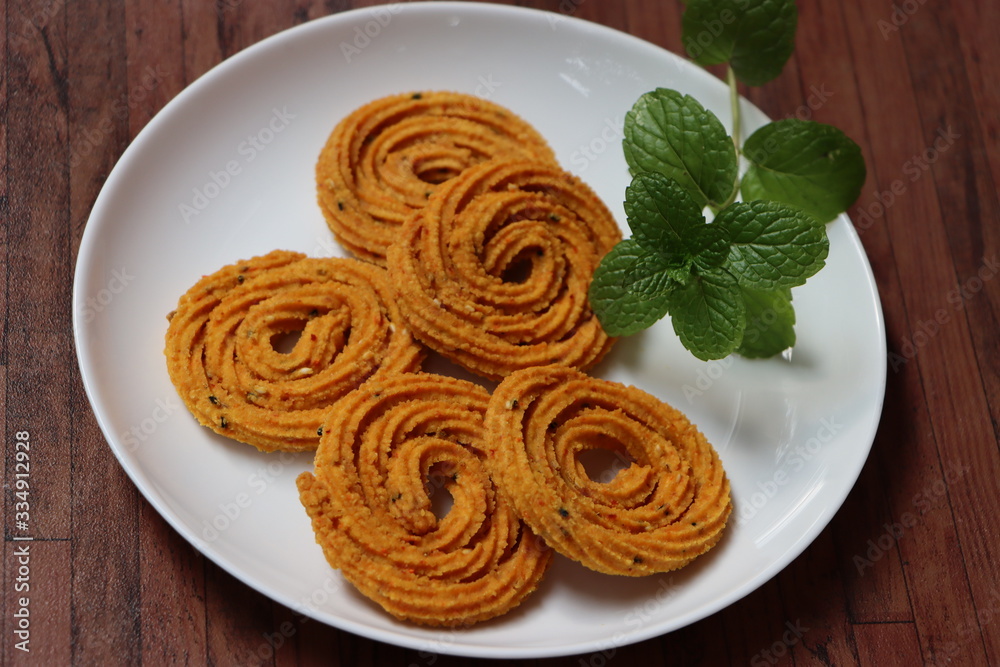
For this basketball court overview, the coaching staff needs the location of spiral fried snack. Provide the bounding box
[316,91,558,264]
[387,159,622,380]
[484,365,731,576]
[296,373,551,626]
[164,250,424,452]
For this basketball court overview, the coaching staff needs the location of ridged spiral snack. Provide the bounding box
[387,159,622,380]
[164,250,424,452]
[296,372,552,626]
[316,91,558,265]
[483,365,731,576]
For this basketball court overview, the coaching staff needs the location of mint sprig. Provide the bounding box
[589,0,864,361]
[589,171,826,360]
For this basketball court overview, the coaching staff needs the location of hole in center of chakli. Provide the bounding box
[426,461,457,521]
[500,253,537,284]
[416,164,460,184]
[270,329,303,354]
[578,448,633,484]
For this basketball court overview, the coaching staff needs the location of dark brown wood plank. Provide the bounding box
[63,0,148,663]
[421,652,487,667]
[604,639,670,667]
[625,0,683,55]
[841,2,991,664]
[238,1,298,50]
[659,611,730,665]
[4,0,73,548]
[66,0,130,215]
[3,332,72,539]
[739,48,803,125]
[571,0,629,33]
[68,411,142,665]
[898,2,1000,660]
[949,1,1000,193]
[854,622,923,667]
[271,603,338,666]
[180,0,228,84]
[139,505,208,665]
[719,575,790,664]
[5,0,71,336]
[4,540,72,665]
[124,0,187,137]
[1,0,8,647]
[885,0,999,661]
[205,562,276,665]
[780,529,859,666]
[0,0,8,369]
[833,445,915,624]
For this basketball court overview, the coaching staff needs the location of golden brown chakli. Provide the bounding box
[164,250,424,452]
[297,372,551,626]
[483,365,731,576]
[162,90,732,628]
[316,91,557,265]
[387,158,622,380]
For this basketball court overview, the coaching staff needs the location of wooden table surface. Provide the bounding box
[4,0,998,664]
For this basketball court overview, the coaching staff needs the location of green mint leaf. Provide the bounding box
[626,172,705,253]
[737,286,796,358]
[623,88,737,208]
[623,243,693,289]
[741,119,866,223]
[625,172,730,270]
[682,0,798,87]
[716,200,829,290]
[690,225,731,271]
[666,268,745,360]
[589,240,674,336]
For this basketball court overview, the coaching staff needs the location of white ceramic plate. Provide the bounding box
[73,2,886,659]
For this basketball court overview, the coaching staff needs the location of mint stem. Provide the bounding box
[727,66,741,152]
[716,66,742,212]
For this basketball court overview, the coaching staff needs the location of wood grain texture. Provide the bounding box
[3,0,998,664]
